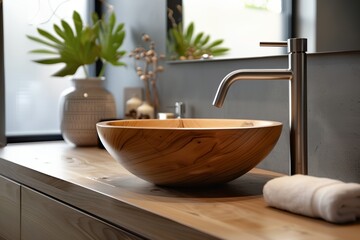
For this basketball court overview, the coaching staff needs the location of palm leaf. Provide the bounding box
[200,35,210,46]
[98,12,126,67]
[72,11,83,36]
[53,64,81,77]
[53,24,66,39]
[33,58,64,64]
[27,35,59,49]
[211,47,230,56]
[37,29,62,45]
[30,49,58,54]
[185,22,194,43]
[206,39,224,49]
[27,10,126,77]
[193,32,204,46]
[61,20,75,40]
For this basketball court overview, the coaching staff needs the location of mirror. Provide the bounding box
[166,0,291,60]
[167,0,360,61]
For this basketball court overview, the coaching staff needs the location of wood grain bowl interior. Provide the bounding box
[97,119,282,187]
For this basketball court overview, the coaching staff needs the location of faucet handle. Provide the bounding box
[259,41,287,47]
[260,38,307,53]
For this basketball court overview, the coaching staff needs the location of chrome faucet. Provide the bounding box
[212,38,308,175]
[175,101,186,118]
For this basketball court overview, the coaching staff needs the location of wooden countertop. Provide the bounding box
[0,141,359,240]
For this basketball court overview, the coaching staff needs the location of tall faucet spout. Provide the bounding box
[212,37,308,176]
[213,69,292,107]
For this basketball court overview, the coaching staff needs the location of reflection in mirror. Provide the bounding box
[167,0,292,61]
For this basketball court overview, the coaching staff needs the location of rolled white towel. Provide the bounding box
[263,174,360,223]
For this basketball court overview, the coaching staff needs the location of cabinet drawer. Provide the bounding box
[0,175,21,240]
[21,187,142,240]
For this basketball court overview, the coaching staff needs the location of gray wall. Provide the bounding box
[155,52,360,183]
[104,0,165,115]
[307,52,360,182]
[295,0,360,53]
[316,0,360,52]
[107,0,360,182]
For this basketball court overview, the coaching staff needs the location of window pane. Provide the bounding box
[4,0,89,136]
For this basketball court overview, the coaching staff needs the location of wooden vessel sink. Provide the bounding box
[96,119,282,186]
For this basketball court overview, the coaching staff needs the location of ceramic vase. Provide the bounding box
[59,77,116,146]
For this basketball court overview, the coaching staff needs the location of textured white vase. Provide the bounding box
[59,78,116,146]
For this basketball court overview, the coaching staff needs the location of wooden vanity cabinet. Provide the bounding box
[0,175,21,240]
[21,186,142,240]
[0,175,142,240]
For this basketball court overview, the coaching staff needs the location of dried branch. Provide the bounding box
[129,34,164,112]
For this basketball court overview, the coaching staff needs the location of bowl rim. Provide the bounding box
[96,118,282,130]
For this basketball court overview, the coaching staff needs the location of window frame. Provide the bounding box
[0,1,6,146]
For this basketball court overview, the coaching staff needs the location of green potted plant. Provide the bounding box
[167,21,230,60]
[27,10,126,146]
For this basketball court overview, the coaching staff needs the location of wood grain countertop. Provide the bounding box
[0,141,359,240]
